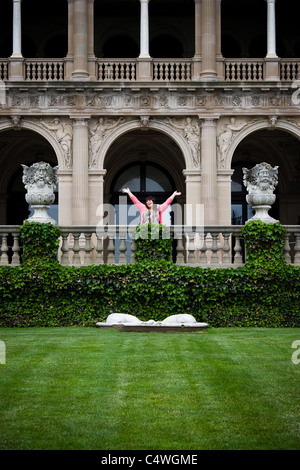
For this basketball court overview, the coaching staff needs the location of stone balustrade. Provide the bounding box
[25,60,65,81]
[224,60,265,81]
[97,60,137,81]
[1,225,299,268]
[1,58,299,83]
[0,226,21,266]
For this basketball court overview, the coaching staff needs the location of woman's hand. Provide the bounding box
[122,187,133,197]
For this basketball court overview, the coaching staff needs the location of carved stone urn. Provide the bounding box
[243,162,279,224]
[22,161,58,224]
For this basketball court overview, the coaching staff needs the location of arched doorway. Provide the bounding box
[0,129,58,225]
[111,161,175,225]
[231,129,300,225]
[103,129,185,225]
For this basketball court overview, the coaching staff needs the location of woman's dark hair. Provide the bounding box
[145,195,156,203]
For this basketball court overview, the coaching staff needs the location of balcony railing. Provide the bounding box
[0,60,8,81]
[1,58,300,83]
[25,59,65,81]
[1,225,300,268]
[97,60,137,81]
[280,60,300,81]
[152,60,192,81]
[224,59,264,81]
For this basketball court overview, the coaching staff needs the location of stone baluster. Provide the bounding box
[187,231,196,265]
[72,232,81,266]
[106,232,115,264]
[233,234,243,265]
[83,232,92,265]
[210,232,219,264]
[95,230,104,264]
[60,232,70,265]
[294,231,300,266]
[0,233,9,266]
[130,237,137,264]
[174,227,185,265]
[118,229,127,265]
[200,232,208,265]
[283,233,291,264]
[222,233,231,265]
[11,232,21,266]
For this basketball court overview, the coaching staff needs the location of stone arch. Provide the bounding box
[20,118,68,170]
[0,118,65,169]
[223,117,300,170]
[98,117,196,171]
[227,117,300,225]
[0,118,62,224]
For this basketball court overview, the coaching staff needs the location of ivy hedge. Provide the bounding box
[0,221,299,327]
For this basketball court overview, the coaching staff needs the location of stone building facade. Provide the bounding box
[0,0,300,228]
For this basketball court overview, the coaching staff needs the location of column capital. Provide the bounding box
[199,116,219,126]
[266,0,276,3]
[70,115,91,125]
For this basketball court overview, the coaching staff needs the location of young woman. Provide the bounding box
[122,187,181,224]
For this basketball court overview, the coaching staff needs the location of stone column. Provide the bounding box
[72,118,90,224]
[87,0,96,79]
[217,169,234,225]
[215,0,224,79]
[139,0,150,58]
[200,118,218,224]
[183,169,202,225]
[65,0,74,79]
[58,170,73,225]
[137,0,152,81]
[265,0,279,80]
[266,0,277,58]
[89,169,107,226]
[9,0,24,80]
[200,0,217,80]
[193,0,202,80]
[11,0,22,57]
[71,0,90,80]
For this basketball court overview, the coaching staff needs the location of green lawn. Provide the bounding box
[0,327,299,450]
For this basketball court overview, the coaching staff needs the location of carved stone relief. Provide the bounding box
[39,117,73,168]
[88,117,125,168]
[165,117,200,168]
[217,117,249,169]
